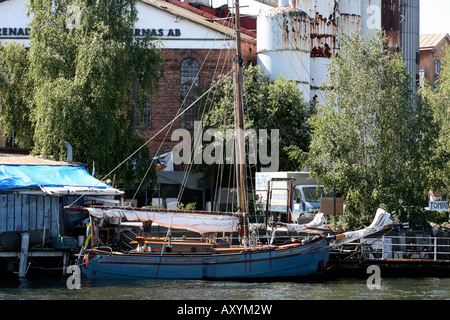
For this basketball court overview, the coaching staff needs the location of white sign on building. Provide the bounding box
[0,0,237,50]
[428,201,449,212]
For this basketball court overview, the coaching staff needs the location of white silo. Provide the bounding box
[338,0,362,37]
[361,0,382,36]
[257,1,311,101]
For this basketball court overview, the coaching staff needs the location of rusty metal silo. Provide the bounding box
[257,1,311,101]
[382,0,401,52]
[338,0,362,37]
[308,0,338,104]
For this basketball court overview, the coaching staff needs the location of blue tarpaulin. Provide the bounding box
[0,165,109,190]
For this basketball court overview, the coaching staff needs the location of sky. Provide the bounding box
[420,0,450,35]
[212,0,450,36]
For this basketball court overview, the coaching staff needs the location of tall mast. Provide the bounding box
[233,0,249,240]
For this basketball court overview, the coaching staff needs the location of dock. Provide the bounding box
[0,154,124,279]
[326,231,450,278]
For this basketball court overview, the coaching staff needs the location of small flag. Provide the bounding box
[84,218,92,250]
[92,161,96,178]
[153,152,173,171]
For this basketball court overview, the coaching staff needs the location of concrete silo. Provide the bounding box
[257,0,312,101]
[308,0,338,104]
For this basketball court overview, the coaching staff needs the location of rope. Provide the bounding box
[67,69,233,208]
[326,227,395,271]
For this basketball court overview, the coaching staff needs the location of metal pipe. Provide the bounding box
[18,233,30,278]
[64,141,73,164]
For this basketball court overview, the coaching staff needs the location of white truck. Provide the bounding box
[255,171,330,224]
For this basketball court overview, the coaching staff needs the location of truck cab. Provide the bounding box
[292,185,327,223]
[255,171,332,224]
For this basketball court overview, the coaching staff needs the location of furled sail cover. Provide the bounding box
[274,213,327,234]
[87,208,240,234]
[331,208,394,247]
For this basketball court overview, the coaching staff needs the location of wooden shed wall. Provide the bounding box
[0,193,61,237]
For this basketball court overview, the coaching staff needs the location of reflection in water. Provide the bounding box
[0,277,449,300]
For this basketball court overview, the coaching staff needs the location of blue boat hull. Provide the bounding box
[81,238,330,280]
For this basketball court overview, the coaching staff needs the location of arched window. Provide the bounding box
[133,82,151,129]
[180,58,200,129]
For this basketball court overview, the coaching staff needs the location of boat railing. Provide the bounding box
[332,234,450,261]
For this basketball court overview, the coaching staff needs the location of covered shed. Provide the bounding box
[0,153,123,277]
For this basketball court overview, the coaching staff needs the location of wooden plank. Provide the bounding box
[0,194,7,233]
[50,196,60,237]
[44,196,52,237]
[6,194,15,232]
[320,197,344,215]
[36,196,44,230]
[14,194,21,231]
[29,195,37,230]
[21,194,30,231]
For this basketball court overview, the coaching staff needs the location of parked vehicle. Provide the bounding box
[255,171,331,223]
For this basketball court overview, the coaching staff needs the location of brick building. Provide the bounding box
[419,33,450,87]
[134,0,256,158]
[0,0,257,158]
[0,0,256,208]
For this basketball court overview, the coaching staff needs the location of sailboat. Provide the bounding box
[76,1,395,281]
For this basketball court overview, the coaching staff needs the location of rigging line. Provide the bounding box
[67,70,233,208]
[134,43,221,205]
[204,50,234,211]
[176,13,235,203]
[175,83,226,204]
[170,16,233,202]
[176,48,235,203]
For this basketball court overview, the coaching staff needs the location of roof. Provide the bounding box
[0,153,73,166]
[0,164,123,195]
[420,33,450,50]
[141,0,256,41]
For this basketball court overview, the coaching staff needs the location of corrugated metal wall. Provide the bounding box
[400,0,420,93]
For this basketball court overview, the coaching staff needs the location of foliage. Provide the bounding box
[201,64,312,172]
[0,42,34,147]
[419,45,450,195]
[304,31,432,228]
[0,0,163,186]
[176,202,197,210]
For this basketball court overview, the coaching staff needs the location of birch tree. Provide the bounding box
[420,46,450,201]
[305,31,431,228]
[0,0,163,185]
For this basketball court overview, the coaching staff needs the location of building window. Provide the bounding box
[5,132,18,148]
[133,82,151,129]
[180,58,200,130]
[435,59,441,75]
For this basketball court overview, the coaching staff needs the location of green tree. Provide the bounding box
[0,42,34,147]
[0,0,163,185]
[201,64,312,172]
[303,31,431,228]
[420,46,450,196]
